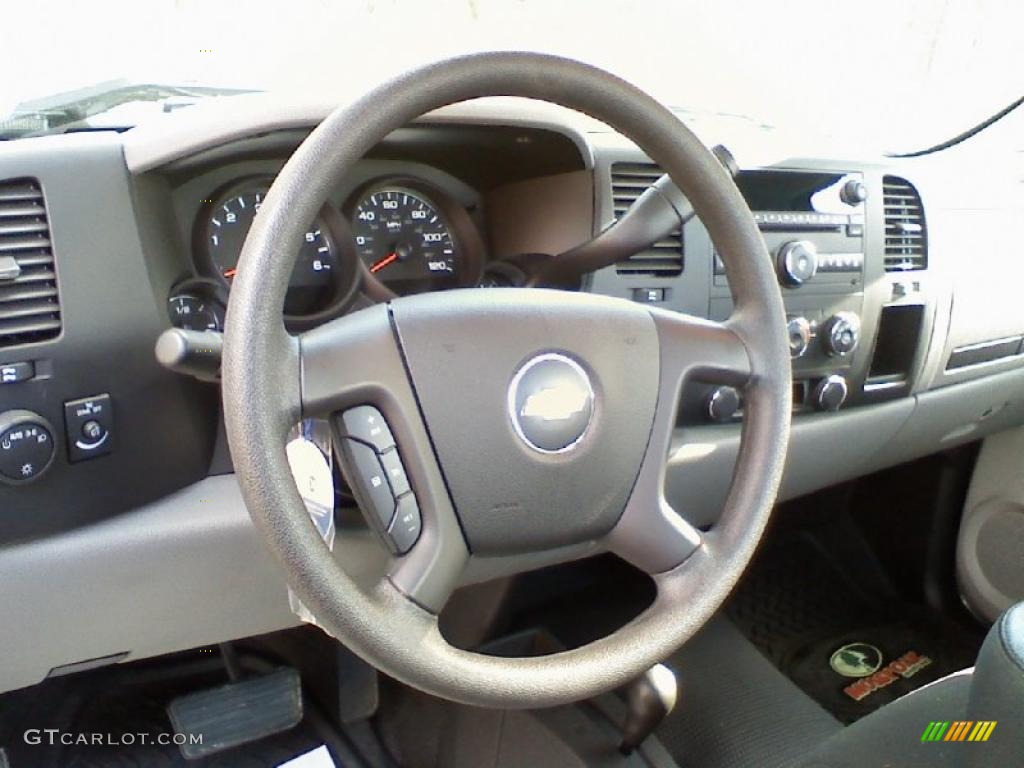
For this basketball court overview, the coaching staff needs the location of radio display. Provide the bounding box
[736,170,859,214]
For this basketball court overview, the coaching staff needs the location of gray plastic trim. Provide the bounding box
[123,95,598,175]
[958,425,1024,621]
[0,476,301,694]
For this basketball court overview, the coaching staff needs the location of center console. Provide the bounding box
[589,156,935,426]
[709,169,868,417]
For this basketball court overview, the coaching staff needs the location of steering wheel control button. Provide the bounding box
[508,353,594,454]
[0,361,34,384]
[341,438,396,529]
[387,493,422,554]
[63,394,113,463]
[339,405,395,453]
[379,448,411,497]
[0,410,56,484]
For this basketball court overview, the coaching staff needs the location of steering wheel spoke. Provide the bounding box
[607,310,752,573]
[299,306,469,613]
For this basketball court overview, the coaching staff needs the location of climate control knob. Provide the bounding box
[776,241,819,287]
[822,312,861,356]
[813,375,849,412]
[706,386,741,423]
[786,316,812,358]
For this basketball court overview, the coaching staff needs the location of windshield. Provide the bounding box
[3,0,1022,152]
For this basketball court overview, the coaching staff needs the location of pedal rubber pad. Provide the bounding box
[167,667,303,759]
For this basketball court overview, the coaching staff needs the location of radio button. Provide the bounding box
[787,316,812,358]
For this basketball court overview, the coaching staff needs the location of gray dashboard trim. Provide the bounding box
[122,95,598,174]
[0,475,300,694]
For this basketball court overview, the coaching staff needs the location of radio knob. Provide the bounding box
[706,386,741,423]
[823,312,861,356]
[776,241,818,287]
[840,179,868,205]
[813,375,849,412]
[786,316,812,358]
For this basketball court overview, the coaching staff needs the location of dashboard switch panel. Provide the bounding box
[0,361,34,385]
[63,394,113,463]
[0,410,56,484]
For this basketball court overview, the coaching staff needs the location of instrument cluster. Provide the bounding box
[168,175,485,332]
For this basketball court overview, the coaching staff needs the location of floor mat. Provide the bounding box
[0,656,327,768]
[726,530,981,724]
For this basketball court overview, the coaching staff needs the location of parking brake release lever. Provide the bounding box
[619,663,678,755]
[155,328,223,382]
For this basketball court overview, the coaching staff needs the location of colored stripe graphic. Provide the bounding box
[946,721,971,741]
[970,722,997,742]
[922,721,996,743]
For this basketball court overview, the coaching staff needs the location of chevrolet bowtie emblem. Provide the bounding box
[509,353,594,454]
[520,384,590,422]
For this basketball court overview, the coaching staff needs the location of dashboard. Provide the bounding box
[0,93,1022,693]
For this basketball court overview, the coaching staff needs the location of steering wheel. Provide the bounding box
[222,52,791,708]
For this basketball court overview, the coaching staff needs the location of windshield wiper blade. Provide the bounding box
[0,81,256,140]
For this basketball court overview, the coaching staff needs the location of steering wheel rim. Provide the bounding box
[223,51,792,708]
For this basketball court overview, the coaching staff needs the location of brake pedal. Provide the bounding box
[167,666,303,759]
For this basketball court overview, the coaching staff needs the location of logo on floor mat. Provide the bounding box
[829,643,883,678]
[922,721,996,743]
[841,650,933,701]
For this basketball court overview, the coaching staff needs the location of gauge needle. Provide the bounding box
[369,252,398,274]
[223,268,238,278]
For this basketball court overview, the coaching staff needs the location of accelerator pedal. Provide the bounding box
[167,666,303,759]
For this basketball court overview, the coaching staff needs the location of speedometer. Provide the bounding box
[350,187,462,294]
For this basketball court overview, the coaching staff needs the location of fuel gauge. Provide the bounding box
[168,294,224,331]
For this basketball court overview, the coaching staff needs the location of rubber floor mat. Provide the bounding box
[726,531,981,724]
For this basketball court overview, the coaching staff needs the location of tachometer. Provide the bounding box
[350,186,465,294]
[199,179,345,317]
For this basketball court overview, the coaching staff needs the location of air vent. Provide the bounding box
[610,162,683,276]
[883,176,927,272]
[0,179,61,347]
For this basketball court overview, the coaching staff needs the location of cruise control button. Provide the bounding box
[379,448,410,497]
[341,438,396,529]
[339,405,395,453]
[387,494,422,554]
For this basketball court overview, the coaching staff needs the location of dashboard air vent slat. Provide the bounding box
[882,176,927,272]
[611,162,683,277]
[0,178,61,347]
